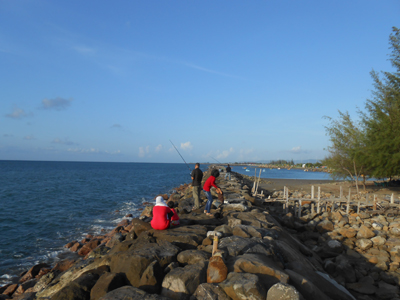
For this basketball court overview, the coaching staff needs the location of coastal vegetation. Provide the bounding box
[323,27,400,192]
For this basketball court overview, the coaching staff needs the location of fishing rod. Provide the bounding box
[169,140,191,172]
[209,155,223,164]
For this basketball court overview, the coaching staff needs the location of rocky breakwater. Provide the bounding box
[1,167,398,300]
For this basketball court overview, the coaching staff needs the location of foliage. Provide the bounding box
[362,27,400,179]
[324,27,400,190]
[323,111,367,193]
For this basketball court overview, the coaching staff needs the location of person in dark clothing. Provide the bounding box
[190,163,203,210]
[225,164,232,180]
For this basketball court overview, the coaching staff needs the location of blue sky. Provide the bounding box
[1,1,399,163]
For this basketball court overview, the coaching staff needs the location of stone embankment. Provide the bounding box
[2,167,400,300]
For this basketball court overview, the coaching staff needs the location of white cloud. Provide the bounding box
[155,144,162,152]
[67,148,121,155]
[291,146,301,153]
[290,146,309,154]
[52,138,78,146]
[216,148,234,159]
[5,107,32,119]
[24,135,35,140]
[40,97,72,110]
[180,141,193,151]
[139,146,150,157]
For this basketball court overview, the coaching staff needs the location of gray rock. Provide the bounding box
[219,272,267,300]
[285,269,332,300]
[49,272,99,300]
[267,282,300,300]
[161,261,208,300]
[177,250,210,265]
[190,283,230,300]
[99,286,170,300]
[227,253,288,287]
[286,261,356,300]
[108,239,180,288]
[316,220,334,234]
[90,272,129,300]
[375,281,399,299]
[371,236,386,246]
[355,239,373,251]
[151,225,208,250]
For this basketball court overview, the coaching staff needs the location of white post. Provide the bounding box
[346,188,351,215]
[391,193,395,204]
[311,186,314,200]
[317,187,321,213]
[298,200,302,218]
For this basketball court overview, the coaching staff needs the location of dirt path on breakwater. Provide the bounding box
[238,173,400,200]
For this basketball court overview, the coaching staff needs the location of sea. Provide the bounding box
[0,161,332,286]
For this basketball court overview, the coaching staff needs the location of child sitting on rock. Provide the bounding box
[167,201,180,226]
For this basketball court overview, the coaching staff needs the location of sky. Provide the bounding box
[1,1,399,163]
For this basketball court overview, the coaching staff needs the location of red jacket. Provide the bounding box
[151,206,171,230]
[170,208,179,221]
[203,176,218,192]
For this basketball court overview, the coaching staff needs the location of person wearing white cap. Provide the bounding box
[151,196,173,230]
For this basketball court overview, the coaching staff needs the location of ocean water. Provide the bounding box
[231,166,333,180]
[0,161,194,286]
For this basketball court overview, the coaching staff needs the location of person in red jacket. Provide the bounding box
[203,169,222,216]
[151,196,173,230]
[167,201,180,226]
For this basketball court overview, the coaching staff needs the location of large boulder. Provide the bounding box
[227,253,288,287]
[177,250,210,265]
[219,272,267,300]
[90,272,130,300]
[151,225,208,250]
[356,225,375,239]
[286,261,355,300]
[161,261,208,300]
[285,269,332,300]
[266,282,301,300]
[190,283,230,300]
[108,239,180,288]
[49,272,99,300]
[99,286,171,300]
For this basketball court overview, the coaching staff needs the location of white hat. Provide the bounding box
[155,196,168,207]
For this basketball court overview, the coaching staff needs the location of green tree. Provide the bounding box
[362,27,400,179]
[323,111,368,193]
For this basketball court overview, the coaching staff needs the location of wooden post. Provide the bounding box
[311,202,315,213]
[311,186,314,200]
[340,186,343,199]
[284,186,287,213]
[254,169,262,196]
[317,187,321,213]
[294,200,297,216]
[346,188,351,215]
[391,193,395,204]
[298,200,302,218]
[373,195,376,210]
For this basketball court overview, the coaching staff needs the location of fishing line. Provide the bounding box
[209,155,222,164]
[169,140,191,172]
